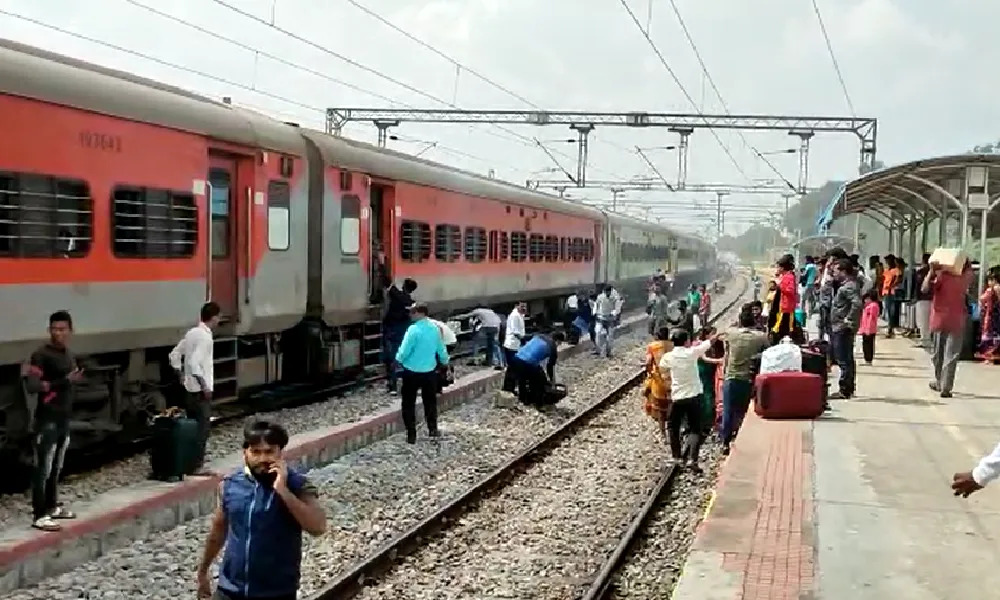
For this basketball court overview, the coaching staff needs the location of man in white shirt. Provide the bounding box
[953,442,1000,497]
[168,301,222,475]
[659,328,719,474]
[469,305,503,368]
[594,285,619,358]
[500,302,528,395]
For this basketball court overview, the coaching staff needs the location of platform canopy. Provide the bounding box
[815,153,1000,238]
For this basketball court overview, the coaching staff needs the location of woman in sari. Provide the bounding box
[977,272,1000,362]
[643,327,674,444]
[770,254,801,344]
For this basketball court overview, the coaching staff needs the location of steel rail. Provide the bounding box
[578,276,750,600]
[308,276,749,600]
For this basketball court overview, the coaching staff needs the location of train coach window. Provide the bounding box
[434,224,462,262]
[500,231,509,260]
[510,231,527,262]
[559,237,568,262]
[267,180,290,251]
[569,237,584,262]
[464,227,487,263]
[340,194,361,255]
[487,230,499,262]
[584,239,595,262]
[111,186,196,258]
[400,220,431,262]
[0,172,93,258]
[544,235,559,262]
[528,234,544,263]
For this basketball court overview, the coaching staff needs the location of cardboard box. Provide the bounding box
[929,247,968,275]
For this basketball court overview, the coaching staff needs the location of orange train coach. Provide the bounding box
[0,38,716,460]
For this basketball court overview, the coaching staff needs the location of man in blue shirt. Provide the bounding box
[802,255,818,315]
[395,303,450,443]
[509,331,566,406]
[197,420,326,600]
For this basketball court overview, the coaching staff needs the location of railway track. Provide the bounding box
[305,277,748,600]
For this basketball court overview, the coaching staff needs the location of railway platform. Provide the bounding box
[672,334,1000,600]
[0,314,650,593]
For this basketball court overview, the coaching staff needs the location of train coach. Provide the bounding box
[0,38,715,457]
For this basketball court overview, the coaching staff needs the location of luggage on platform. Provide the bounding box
[754,371,825,419]
[799,349,829,407]
[149,412,200,482]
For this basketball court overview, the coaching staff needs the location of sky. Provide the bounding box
[1,0,994,237]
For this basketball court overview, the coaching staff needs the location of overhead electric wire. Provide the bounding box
[209,0,621,179]
[0,8,523,174]
[665,0,798,193]
[342,0,640,161]
[810,0,856,116]
[616,0,753,183]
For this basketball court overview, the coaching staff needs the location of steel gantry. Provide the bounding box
[325,107,878,188]
[529,179,817,196]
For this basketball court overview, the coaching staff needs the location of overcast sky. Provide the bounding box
[2,0,991,236]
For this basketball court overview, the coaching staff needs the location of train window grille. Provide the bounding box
[435,224,462,262]
[400,221,431,262]
[0,172,93,258]
[528,234,544,263]
[267,180,290,251]
[544,235,559,262]
[500,231,509,260]
[559,237,568,262]
[464,226,487,263]
[569,237,584,262]
[111,186,197,258]
[510,231,527,262]
[584,239,595,262]
[487,230,499,262]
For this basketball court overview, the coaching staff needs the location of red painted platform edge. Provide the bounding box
[0,319,636,569]
[685,410,817,599]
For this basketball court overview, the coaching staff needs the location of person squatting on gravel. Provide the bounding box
[168,301,222,476]
[21,310,84,532]
[642,327,674,445]
[659,328,720,474]
[382,277,418,396]
[720,310,769,456]
[506,330,566,406]
[396,303,450,444]
[197,420,326,600]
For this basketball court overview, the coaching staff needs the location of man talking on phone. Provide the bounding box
[22,310,85,532]
[197,419,327,600]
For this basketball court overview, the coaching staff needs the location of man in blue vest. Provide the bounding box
[196,420,327,600]
[509,331,566,406]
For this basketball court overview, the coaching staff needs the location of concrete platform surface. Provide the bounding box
[0,316,645,594]
[672,334,1000,600]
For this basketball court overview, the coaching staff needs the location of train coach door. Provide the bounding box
[207,158,239,320]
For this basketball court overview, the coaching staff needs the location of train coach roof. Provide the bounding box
[0,38,306,157]
[300,129,613,220]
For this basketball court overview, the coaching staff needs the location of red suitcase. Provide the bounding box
[754,371,825,419]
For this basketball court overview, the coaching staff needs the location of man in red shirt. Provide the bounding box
[921,260,973,398]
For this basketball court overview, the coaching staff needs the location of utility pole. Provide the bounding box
[611,187,626,211]
[715,192,728,240]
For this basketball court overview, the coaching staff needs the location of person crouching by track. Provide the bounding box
[642,327,674,445]
[395,303,450,443]
[508,330,566,407]
[21,310,85,532]
[196,419,326,600]
[659,328,720,474]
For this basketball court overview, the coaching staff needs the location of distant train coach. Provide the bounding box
[0,37,716,458]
